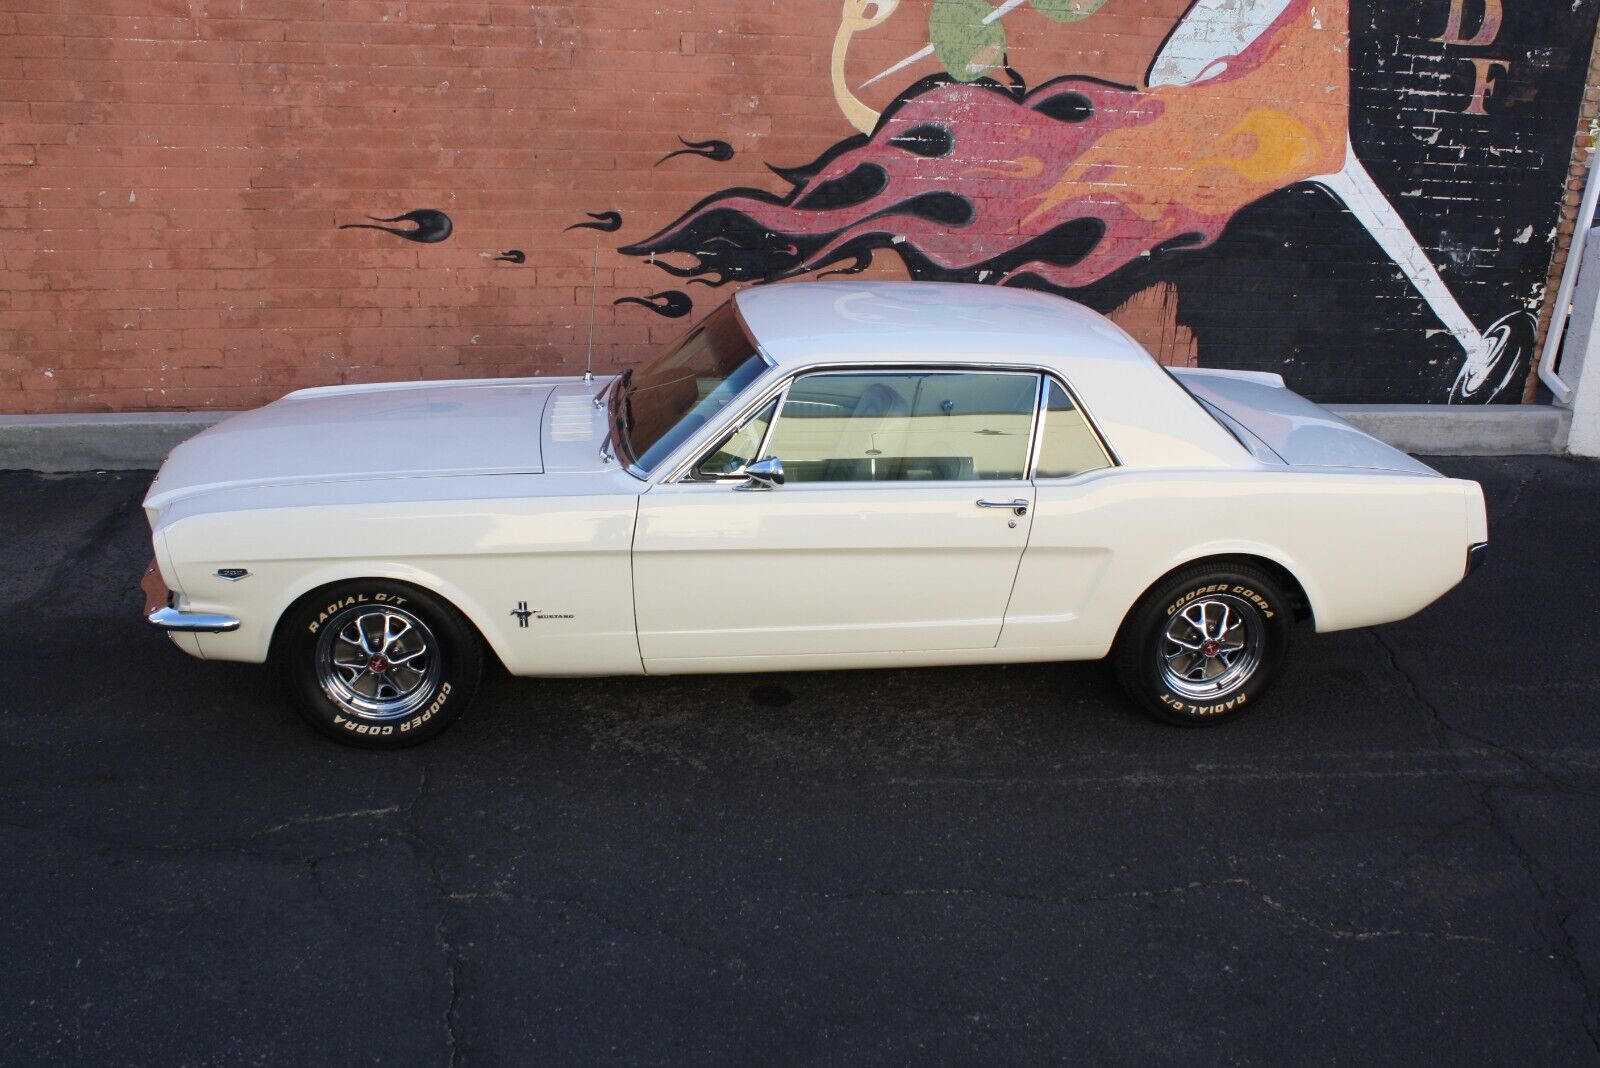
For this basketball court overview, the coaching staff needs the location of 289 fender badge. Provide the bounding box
[215,568,250,581]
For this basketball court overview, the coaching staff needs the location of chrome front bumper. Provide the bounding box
[141,559,241,634]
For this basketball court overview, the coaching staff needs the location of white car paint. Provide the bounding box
[1171,367,1441,475]
[145,379,556,510]
[633,480,1036,661]
[143,281,1487,682]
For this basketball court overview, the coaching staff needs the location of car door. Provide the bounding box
[632,368,1042,666]
[997,375,1123,653]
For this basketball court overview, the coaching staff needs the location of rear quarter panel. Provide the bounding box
[1002,468,1474,655]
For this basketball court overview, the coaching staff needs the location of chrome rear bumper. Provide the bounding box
[141,559,241,633]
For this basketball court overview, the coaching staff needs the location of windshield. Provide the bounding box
[615,303,768,474]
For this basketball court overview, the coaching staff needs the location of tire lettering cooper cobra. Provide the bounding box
[332,681,451,735]
[1166,584,1275,620]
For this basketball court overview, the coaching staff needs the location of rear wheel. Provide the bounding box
[274,581,482,748]
[1113,563,1293,726]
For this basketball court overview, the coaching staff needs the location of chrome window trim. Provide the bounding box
[682,389,789,484]
[1027,372,1049,480]
[751,383,786,470]
[658,363,789,485]
[1029,372,1119,479]
[664,363,1051,487]
[615,344,778,483]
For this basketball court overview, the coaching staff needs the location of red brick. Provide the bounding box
[0,0,1591,414]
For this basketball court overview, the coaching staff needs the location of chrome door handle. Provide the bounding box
[977,498,1029,516]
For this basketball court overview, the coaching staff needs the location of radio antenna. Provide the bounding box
[583,236,598,383]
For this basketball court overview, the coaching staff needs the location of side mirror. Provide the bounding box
[738,457,784,491]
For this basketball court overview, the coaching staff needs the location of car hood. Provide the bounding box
[144,377,589,509]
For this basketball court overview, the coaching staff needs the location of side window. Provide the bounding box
[690,397,778,480]
[762,371,1037,483]
[1035,378,1111,479]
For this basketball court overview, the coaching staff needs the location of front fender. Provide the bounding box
[159,490,645,677]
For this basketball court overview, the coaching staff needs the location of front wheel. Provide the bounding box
[274,581,483,748]
[1112,563,1293,726]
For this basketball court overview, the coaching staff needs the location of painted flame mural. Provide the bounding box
[614,0,1597,403]
[627,0,1346,293]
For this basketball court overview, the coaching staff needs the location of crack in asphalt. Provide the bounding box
[762,877,1253,906]
[256,806,404,836]
[881,754,1557,789]
[31,481,147,605]
[761,878,1516,948]
[1255,894,1501,946]
[402,763,465,1068]
[1496,465,1544,533]
[1371,627,1600,1056]
[0,815,286,865]
[0,801,413,868]
[1370,630,1583,796]
[442,888,714,960]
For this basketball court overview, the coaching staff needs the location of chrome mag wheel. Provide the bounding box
[314,605,442,721]
[1160,594,1264,701]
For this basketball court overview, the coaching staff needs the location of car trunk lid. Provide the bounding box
[1170,368,1438,476]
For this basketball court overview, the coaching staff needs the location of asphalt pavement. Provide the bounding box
[2,456,1598,1065]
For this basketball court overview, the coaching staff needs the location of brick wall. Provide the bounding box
[2,0,1596,412]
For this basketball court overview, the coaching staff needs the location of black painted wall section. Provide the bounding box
[1149,0,1599,403]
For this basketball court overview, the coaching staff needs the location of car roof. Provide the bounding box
[729,280,1249,471]
[732,280,1152,369]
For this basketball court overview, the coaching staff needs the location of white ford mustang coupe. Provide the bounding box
[141,281,1488,747]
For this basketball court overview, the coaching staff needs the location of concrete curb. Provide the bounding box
[1327,404,1571,457]
[0,404,1574,472]
[0,412,236,473]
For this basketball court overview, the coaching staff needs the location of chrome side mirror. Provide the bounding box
[738,457,784,491]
